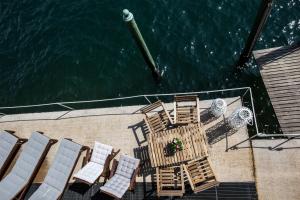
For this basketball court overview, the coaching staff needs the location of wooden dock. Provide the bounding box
[253,42,300,135]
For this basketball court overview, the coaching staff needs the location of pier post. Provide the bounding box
[122,9,161,80]
[237,0,273,67]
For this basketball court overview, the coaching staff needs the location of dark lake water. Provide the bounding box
[0,0,299,134]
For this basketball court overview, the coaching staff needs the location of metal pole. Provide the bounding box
[226,133,258,151]
[237,0,273,67]
[56,103,74,110]
[122,9,161,80]
[268,136,300,151]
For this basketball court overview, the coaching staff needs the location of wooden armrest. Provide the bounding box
[112,149,120,158]
[108,149,121,162]
[81,147,91,166]
[81,146,90,151]
[109,159,118,179]
[129,165,140,190]
[102,149,119,177]
[87,149,93,161]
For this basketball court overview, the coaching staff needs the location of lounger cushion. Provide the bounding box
[27,183,61,200]
[46,139,82,190]
[0,131,18,169]
[73,162,104,183]
[100,174,130,199]
[0,132,50,200]
[100,155,140,198]
[115,155,140,179]
[29,139,82,200]
[90,142,113,165]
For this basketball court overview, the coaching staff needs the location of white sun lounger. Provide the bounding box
[0,130,27,180]
[28,138,89,200]
[0,131,57,200]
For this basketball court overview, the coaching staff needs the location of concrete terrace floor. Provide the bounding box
[2,97,299,200]
[0,97,254,184]
[252,139,300,200]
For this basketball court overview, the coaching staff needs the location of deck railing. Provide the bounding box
[0,87,298,149]
[0,87,254,116]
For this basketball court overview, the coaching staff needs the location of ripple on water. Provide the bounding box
[0,0,299,133]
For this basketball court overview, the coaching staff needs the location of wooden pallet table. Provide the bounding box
[147,124,208,167]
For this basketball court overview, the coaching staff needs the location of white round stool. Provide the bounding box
[210,98,227,118]
[227,107,253,129]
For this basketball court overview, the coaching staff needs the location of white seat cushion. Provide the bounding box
[27,183,61,200]
[0,131,18,169]
[90,142,113,165]
[73,162,104,184]
[115,155,140,179]
[100,155,140,198]
[0,132,50,200]
[100,174,130,199]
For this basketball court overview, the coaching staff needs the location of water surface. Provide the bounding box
[0,0,299,133]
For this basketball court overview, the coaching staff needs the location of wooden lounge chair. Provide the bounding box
[140,100,173,134]
[100,154,140,199]
[28,138,89,200]
[0,130,28,180]
[156,165,185,197]
[73,141,120,184]
[0,131,57,200]
[174,95,200,125]
[183,157,219,193]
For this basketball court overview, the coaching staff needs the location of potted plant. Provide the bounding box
[170,138,183,153]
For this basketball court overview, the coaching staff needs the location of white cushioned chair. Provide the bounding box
[28,138,89,200]
[73,141,119,184]
[100,154,140,199]
[0,130,27,180]
[0,131,57,200]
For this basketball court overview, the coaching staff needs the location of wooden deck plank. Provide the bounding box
[262,67,300,76]
[269,93,300,100]
[281,126,300,133]
[264,81,300,89]
[264,74,300,84]
[263,71,300,81]
[266,84,300,93]
[257,52,300,64]
[253,43,300,135]
[275,111,300,118]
